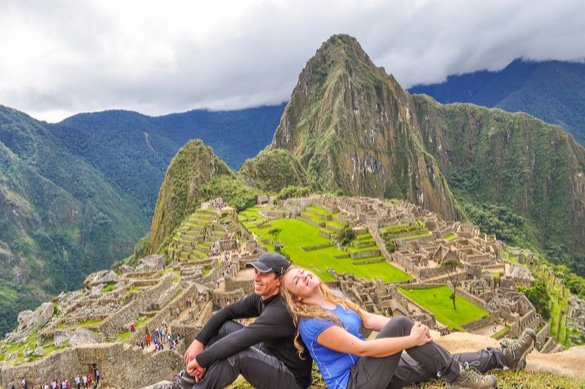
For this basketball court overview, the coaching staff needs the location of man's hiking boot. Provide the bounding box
[448,362,497,389]
[153,371,195,389]
[501,327,536,371]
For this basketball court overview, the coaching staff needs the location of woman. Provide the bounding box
[280,266,499,389]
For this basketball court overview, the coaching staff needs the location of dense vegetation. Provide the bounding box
[409,59,585,146]
[0,105,282,335]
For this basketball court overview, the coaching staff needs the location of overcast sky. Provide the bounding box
[1,0,584,123]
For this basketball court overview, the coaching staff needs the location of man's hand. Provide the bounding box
[184,339,205,365]
[186,358,206,382]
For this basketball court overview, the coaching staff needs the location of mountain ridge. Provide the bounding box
[408,58,585,146]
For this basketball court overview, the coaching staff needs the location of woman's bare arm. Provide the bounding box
[316,321,431,358]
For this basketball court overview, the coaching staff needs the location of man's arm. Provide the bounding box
[195,297,293,368]
[184,294,260,364]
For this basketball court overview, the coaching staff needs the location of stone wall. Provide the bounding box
[99,274,176,340]
[224,277,254,295]
[1,343,186,389]
[456,288,488,310]
[462,316,494,332]
[128,283,203,346]
[351,249,380,259]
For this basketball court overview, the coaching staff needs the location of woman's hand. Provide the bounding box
[410,321,433,346]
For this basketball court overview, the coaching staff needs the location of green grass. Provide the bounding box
[395,231,433,240]
[116,330,134,343]
[125,286,140,294]
[398,286,490,331]
[245,216,411,283]
[325,219,344,229]
[306,205,329,216]
[227,369,585,389]
[100,284,115,293]
[78,318,102,327]
[492,325,510,338]
[532,266,573,347]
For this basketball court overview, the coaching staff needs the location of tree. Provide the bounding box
[519,279,551,321]
[336,223,356,247]
[440,258,463,310]
[268,228,282,242]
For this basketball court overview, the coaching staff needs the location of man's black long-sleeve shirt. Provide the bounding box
[195,293,313,388]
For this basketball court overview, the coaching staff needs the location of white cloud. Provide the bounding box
[1,0,584,122]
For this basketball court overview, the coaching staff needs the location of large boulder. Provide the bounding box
[54,327,102,347]
[136,254,166,272]
[84,270,119,288]
[506,265,534,280]
[4,302,54,343]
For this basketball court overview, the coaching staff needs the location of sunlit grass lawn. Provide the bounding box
[245,216,411,283]
[398,286,490,331]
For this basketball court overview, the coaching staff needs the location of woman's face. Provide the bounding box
[283,267,319,299]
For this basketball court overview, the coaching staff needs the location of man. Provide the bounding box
[154,252,313,389]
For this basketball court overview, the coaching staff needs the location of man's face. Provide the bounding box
[252,269,281,299]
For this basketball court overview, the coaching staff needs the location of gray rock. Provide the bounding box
[55,328,102,347]
[85,270,119,287]
[119,264,136,274]
[4,302,54,343]
[506,265,534,280]
[136,254,166,272]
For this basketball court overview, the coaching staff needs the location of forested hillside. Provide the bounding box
[408,59,585,146]
[0,104,282,335]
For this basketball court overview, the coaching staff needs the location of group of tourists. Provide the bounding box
[137,321,182,352]
[10,371,100,389]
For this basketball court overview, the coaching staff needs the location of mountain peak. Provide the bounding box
[271,34,461,221]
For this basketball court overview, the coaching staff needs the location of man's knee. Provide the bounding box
[208,320,245,346]
[227,349,248,369]
[218,320,244,336]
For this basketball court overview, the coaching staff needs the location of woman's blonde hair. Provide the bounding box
[280,265,365,356]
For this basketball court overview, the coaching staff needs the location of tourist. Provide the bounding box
[280,265,537,389]
[154,252,313,389]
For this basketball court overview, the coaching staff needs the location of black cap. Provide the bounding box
[245,252,291,276]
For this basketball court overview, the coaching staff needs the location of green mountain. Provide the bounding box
[0,106,282,335]
[146,139,260,255]
[408,59,585,146]
[50,106,285,220]
[0,106,147,334]
[266,34,463,221]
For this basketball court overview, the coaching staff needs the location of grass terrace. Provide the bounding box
[398,286,490,331]
[241,207,411,283]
